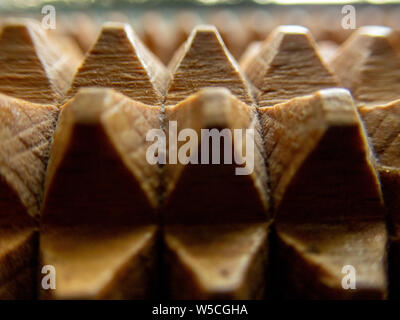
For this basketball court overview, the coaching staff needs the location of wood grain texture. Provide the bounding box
[164,223,269,299]
[330,26,400,107]
[40,88,160,299]
[163,88,269,225]
[165,25,254,106]
[260,88,383,222]
[359,100,400,168]
[42,88,160,226]
[0,93,58,223]
[0,19,79,105]
[0,78,56,300]
[66,22,169,106]
[260,88,387,298]
[242,25,338,107]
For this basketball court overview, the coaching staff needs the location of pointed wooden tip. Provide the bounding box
[40,225,158,299]
[242,25,338,107]
[40,88,160,299]
[165,25,254,106]
[0,19,79,105]
[42,88,160,227]
[259,88,383,222]
[164,223,268,299]
[66,22,170,106]
[0,93,58,224]
[330,26,400,106]
[163,88,269,224]
[276,221,387,299]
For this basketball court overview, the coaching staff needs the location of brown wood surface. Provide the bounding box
[40,88,160,299]
[242,25,338,107]
[164,223,269,299]
[165,25,254,106]
[260,88,387,298]
[0,19,79,105]
[0,16,398,300]
[359,100,400,298]
[330,26,400,107]
[163,88,269,225]
[66,22,170,106]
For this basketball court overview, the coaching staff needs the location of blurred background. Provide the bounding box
[1,0,399,65]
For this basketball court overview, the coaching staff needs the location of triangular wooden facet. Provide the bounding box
[242,25,338,107]
[0,19,79,104]
[275,221,387,299]
[42,88,160,226]
[330,26,400,106]
[260,88,387,298]
[0,90,57,300]
[66,22,169,106]
[259,88,383,222]
[40,225,158,299]
[0,93,58,222]
[164,223,268,299]
[165,25,254,106]
[40,88,160,299]
[163,88,269,224]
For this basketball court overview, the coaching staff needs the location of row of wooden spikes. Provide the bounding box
[31,7,400,64]
[0,18,398,299]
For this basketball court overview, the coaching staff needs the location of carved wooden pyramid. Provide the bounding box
[40,88,160,299]
[261,88,382,222]
[42,88,160,226]
[66,22,170,105]
[0,92,58,299]
[260,88,387,298]
[0,13,399,300]
[162,88,270,299]
[0,19,79,105]
[330,26,400,106]
[242,25,338,107]
[163,88,269,224]
[165,25,254,106]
